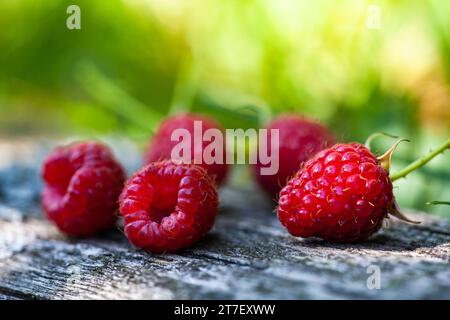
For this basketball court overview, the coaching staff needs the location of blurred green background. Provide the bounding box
[0,0,449,215]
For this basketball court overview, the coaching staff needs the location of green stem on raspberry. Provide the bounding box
[377,138,410,173]
[390,137,450,182]
[389,199,420,224]
[426,201,450,206]
[364,132,399,149]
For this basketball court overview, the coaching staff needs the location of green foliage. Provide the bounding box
[0,0,449,215]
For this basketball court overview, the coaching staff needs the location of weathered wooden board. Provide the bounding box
[0,139,449,299]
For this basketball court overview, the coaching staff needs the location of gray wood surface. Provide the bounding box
[0,139,449,299]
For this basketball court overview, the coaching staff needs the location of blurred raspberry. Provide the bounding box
[41,141,125,236]
[144,113,229,186]
[254,115,336,196]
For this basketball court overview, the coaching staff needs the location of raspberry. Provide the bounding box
[41,142,125,236]
[254,115,336,196]
[277,143,393,242]
[119,160,218,253]
[144,113,229,186]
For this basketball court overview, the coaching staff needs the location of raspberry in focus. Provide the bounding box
[41,141,126,236]
[277,143,393,242]
[144,113,229,186]
[119,160,218,253]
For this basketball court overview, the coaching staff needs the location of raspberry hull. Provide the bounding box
[277,143,393,242]
[119,160,218,253]
[144,113,229,186]
[41,142,125,236]
[254,115,336,196]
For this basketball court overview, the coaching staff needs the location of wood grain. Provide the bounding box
[0,140,449,299]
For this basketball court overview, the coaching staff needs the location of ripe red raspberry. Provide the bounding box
[119,160,218,253]
[41,142,125,236]
[144,113,229,186]
[277,143,394,242]
[254,115,336,196]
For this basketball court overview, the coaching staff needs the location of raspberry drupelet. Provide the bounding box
[41,142,125,236]
[119,160,218,253]
[277,143,394,242]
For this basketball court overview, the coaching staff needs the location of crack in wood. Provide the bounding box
[0,141,449,299]
[0,286,40,300]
